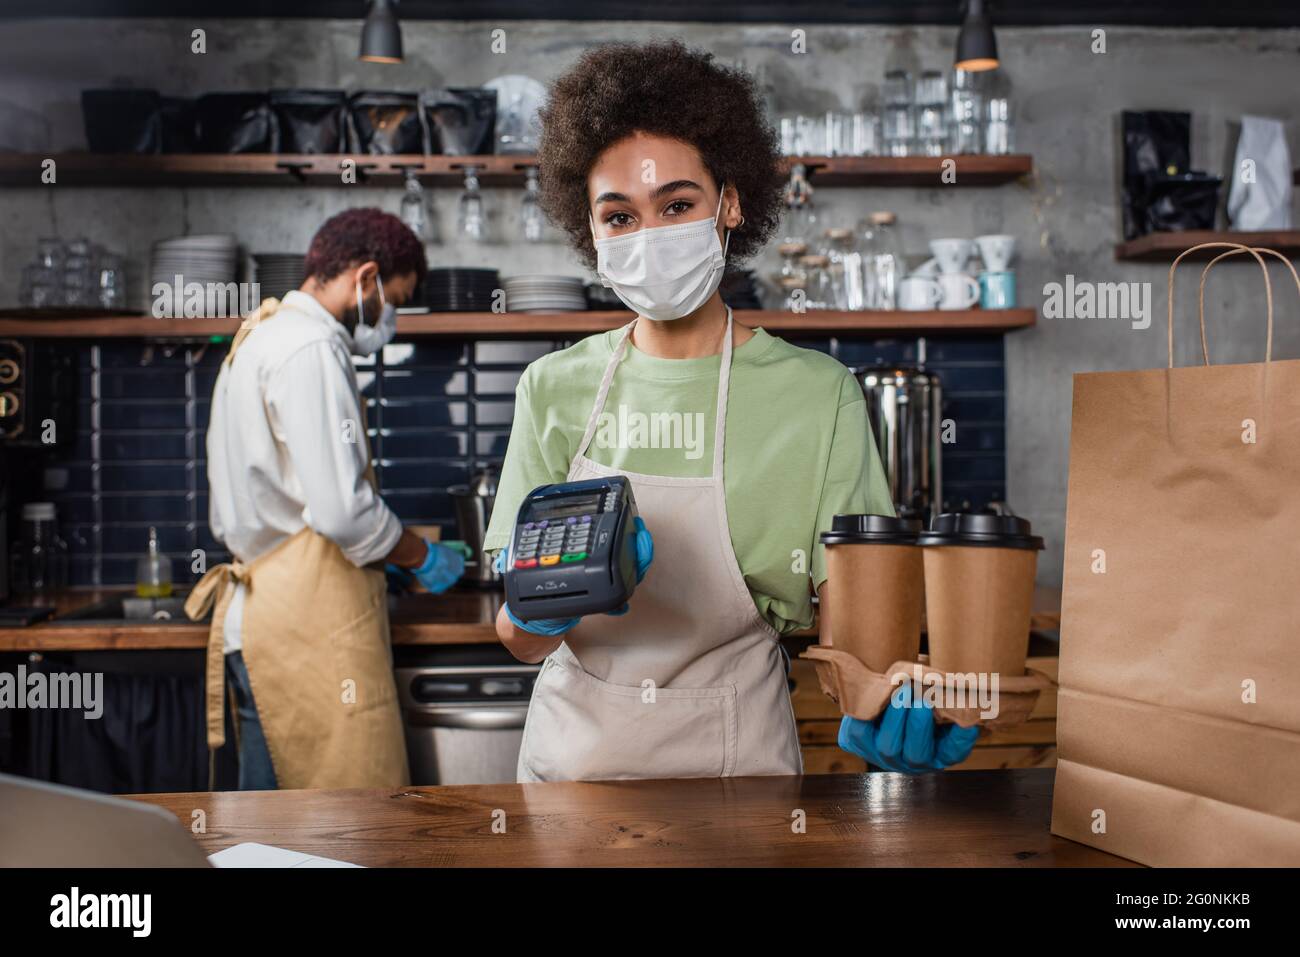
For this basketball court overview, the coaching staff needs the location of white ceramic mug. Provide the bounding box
[938,272,980,310]
[898,275,944,311]
[929,238,975,275]
[975,234,1016,272]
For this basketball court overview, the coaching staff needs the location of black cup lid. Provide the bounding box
[820,513,922,545]
[917,512,1044,550]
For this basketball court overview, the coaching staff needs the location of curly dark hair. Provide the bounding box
[303,207,427,284]
[537,39,785,268]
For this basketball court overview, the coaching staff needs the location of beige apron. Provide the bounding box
[516,306,803,782]
[185,298,409,790]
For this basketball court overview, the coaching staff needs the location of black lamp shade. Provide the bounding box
[955,0,999,71]
[360,0,403,63]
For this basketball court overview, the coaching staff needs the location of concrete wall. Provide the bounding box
[3,18,1299,585]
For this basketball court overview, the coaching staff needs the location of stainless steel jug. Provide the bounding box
[852,365,943,522]
[449,466,499,586]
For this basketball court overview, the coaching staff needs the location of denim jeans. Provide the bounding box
[225,651,278,791]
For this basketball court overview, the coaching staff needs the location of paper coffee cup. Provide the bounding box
[919,512,1044,678]
[820,514,924,673]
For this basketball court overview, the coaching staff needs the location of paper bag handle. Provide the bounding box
[1167,242,1272,369]
[1197,246,1300,366]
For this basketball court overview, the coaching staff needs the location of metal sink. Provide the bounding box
[53,593,206,626]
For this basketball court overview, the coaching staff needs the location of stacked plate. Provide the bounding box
[254,253,306,299]
[150,234,239,290]
[503,275,587,313]
[423,267,500,312]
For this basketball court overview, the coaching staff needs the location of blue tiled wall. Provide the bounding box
[40,333,1005,586]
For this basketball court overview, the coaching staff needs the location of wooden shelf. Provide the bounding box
[792,154,1032,186]
[0,153,536,187]
[0,152,1032,189]
[0,308,1035,339]
[1115,229,1300,262]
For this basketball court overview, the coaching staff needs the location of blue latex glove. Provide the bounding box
[411,540,465,595]
[838,681,981,773]
[505,605,581,636]
[494,517,655,632]
[606,516,654,616]
[492,549,579,636]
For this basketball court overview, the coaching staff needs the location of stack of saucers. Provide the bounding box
[503,275,587,313]
[253,253,306,299]
[150,234,239,291]
[423,268,500,312]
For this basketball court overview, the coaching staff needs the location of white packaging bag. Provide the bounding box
[1227,115,1293,230]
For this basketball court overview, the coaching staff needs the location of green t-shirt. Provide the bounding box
[483,326,895,634]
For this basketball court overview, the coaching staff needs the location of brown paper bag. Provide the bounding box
[1051,244,1300,866]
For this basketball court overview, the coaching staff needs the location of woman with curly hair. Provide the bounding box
[484,40,976,782]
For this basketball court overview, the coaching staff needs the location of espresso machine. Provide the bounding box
[852,362,943,523]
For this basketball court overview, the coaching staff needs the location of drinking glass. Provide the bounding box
[850,111,881,156]
[882,103,915,157]
[883,68,913,108]
[983,72,1014,155]
[949,68,984,154]
[915,70,949,157]
[37,238,65,270]
[62,252,95,307]
[985,98,1014,154]
[800,254,834,311]
[824,111,851,157]
[797,114,822,156]
[400,168,427,240]
[779,116,799,156]
[520,166,544,243]
[95,253,126,310]
[859,212,904,310]
[457,165,487,242]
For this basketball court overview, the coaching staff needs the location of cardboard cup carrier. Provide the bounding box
[802,511,1053,729]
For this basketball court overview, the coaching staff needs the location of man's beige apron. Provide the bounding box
[517,306,803,782]
[185,298,409,790]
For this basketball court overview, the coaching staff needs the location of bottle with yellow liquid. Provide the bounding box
[135,526,173,598]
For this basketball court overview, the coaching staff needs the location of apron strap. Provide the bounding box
[573,319,637,461]
[711,305,734,481]
[224,296,283,366]
[185,560,249,759]
[572,306,735,480]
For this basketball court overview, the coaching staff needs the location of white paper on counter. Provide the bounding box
[208,842,363,868]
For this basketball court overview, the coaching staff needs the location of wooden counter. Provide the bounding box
[0,589,502,651]
[0,585,1062,653]
[128,767,1130,867]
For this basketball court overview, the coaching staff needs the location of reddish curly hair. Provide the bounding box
[303,207,427,284]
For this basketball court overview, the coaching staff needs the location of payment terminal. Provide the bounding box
[503,476,639,621]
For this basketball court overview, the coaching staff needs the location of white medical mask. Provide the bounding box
[591,188,731,322]
[351,271,397,356]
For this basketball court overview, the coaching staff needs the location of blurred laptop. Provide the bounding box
[0,772,211,868]
[0,773,362,867]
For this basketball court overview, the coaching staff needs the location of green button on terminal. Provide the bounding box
[560,552,587,563]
